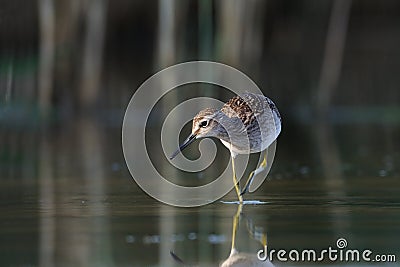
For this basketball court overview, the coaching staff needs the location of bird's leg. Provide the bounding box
[231,156,243,203]
[241,150,268,196]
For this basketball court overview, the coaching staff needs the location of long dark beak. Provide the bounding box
[169,133,197,160]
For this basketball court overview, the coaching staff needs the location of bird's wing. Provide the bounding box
[221,94,259,128]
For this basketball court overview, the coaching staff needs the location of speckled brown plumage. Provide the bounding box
[221,93,281,130]
[221,95,257,127]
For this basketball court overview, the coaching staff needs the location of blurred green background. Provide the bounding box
[1,0,399,266]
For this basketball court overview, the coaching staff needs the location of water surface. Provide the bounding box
[1,119,399,267]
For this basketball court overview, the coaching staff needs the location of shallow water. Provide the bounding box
[1,118,399,267]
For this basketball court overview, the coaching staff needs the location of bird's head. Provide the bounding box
[169,108,220,160]
[191,108,219,138]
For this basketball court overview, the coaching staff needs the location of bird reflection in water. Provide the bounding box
[171,204,274,266]
[220,204,274,267]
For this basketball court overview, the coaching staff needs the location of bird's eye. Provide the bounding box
[200,120,209,128]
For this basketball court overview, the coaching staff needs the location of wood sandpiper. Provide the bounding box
[170,93,282,203]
